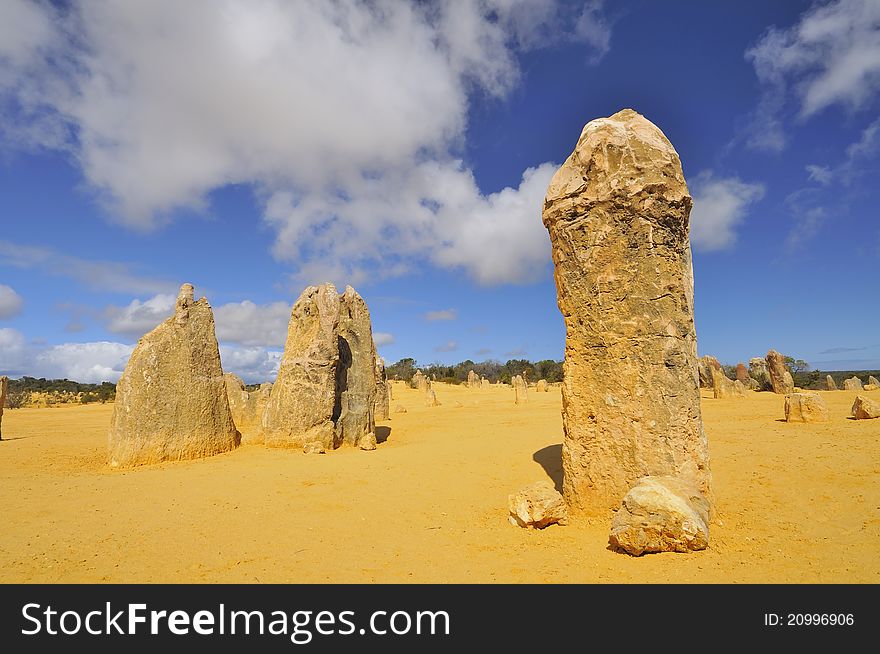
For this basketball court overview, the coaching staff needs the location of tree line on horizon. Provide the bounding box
[2,359,878,406]
[384,358,564,385]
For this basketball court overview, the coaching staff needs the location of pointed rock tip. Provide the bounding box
[176,283,195,311]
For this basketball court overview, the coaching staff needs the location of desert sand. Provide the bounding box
[1,382,877,583]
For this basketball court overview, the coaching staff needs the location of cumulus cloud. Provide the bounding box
[689,171,766,251]
[744,0,880,151]
[0,327,29,375]
[434,341,458,352]
[266,160,557,286]
[373,332,395,347]
[219,345,281,384]
[103,294,175,337]
[34,342,134,383]
[0,240,173,295]
[0,284,23,319]
[1,328,280,383]
[424,309,458,321]
[103,293,292,347]
[214,300,291,348]
[0,1,605,286]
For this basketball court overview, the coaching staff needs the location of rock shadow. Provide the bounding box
[376,426,391,444]
[532,443,563,493]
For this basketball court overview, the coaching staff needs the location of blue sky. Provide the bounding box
[1,0,878,383]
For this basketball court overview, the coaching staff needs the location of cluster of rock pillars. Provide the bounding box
[81,109,880,557]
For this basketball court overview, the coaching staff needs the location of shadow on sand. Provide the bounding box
[532,443,563,493]
[376,426,391,444]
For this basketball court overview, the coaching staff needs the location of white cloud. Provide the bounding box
[373,332,395,347]
[0,327,29,375]
[689,171,766,251]
[34,342,134,383]
[219,345,281,384]
[805,164,833,185]
[214,300,291,348]
[268,161,557,286]
[0,240,173,295]
[2,331,280,383]
[0,284,23,319]
[103,294,175,337]
[434,341,458,352]
[424,309,458,321]
[103,294,292,347]
[745,0,880,150]
[0,1,605,286]
[840,116,880,183]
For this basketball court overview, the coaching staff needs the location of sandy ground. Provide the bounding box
[1,382,878,583]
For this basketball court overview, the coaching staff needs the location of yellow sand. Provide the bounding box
[1,383,878,583]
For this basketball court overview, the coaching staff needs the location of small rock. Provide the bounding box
[302,441,326,454]
[359,433,377,450]
[784,392,829,423]
[508,481,568,529]
[609,476,710,556]
[393,404,407,414]
[851,395,880,420]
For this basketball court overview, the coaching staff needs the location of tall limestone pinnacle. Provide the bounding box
[542,108,713,516]
[262,283,378,450]
[108,283,240,467]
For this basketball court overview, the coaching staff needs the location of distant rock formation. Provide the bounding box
[711,366,745,399]
[512,375,528,404]
[467,370,479,388]
[481,377,490,388]
[108,284,240,467]
[261,283,378,451]
[411,371,428,392]
[698,356,715,389]
[535,379,549,392]
[784,392,829,423]
[374,357,390,421]
[425,388,440,407]
[542,108,712,515]
[749,357,772,391]
[868,375,880,387]
[851,395,880,420]
[843,376,863,391]
[766,350,794,395]
[223,373,272,443]
[825,375,837,391]
[508,481,568,529]
[735,363,750,385]
[609,476,710,556]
